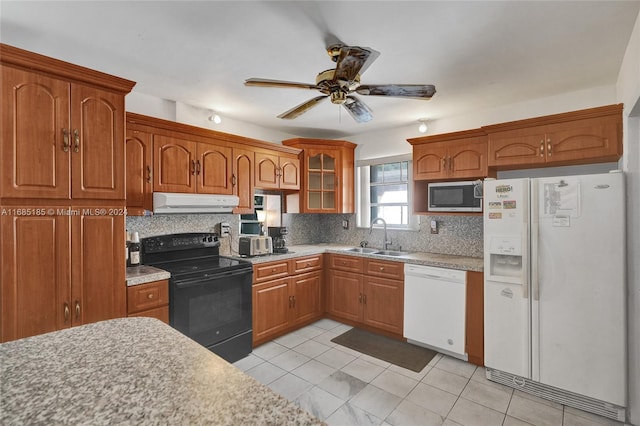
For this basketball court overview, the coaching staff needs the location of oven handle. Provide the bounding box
[173,268,252,288]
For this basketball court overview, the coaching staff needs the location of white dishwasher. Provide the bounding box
[404,264,467,360]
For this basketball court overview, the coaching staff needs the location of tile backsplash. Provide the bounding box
[128,212,483,258]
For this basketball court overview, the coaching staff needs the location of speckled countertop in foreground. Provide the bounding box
[0,317,325,426]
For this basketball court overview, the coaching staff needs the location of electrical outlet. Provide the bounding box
[217,222,230,236]
[342,220,349,229]
[430,220,438,234]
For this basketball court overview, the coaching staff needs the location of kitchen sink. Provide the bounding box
[343,247,410,257]
[344,247,380,254]
[374,250,410,257]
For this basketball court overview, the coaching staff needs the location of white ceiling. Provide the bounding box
[1,1,639,139]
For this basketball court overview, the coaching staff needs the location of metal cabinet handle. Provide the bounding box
[191,160,196,175]
[231,174,237,186]
[306,263,311,267]
[379,267,385,271]
[442,157,446,169]
[62,129,70,152]
[75,301,80,320]
[146,165,152,183]
[73,129,80,153]
[363,294,367,304]
[292,296,296,308]
[359,293,363,304]
[64,303,70,322]
[540,140,545,157]
[147,293,154,299]
[448,156,452,171]
[196,160,201,175]
[547,139,552,157]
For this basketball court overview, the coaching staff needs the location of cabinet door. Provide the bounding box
[70,84,125,200]
[487,129,546,168]
[413,142,448,180]
[1,66,71,199]
[447,137,488,179]
[255,152,280,189]
[125,129,153,215]
[71,208,126,326]
[153,135,196,193]
[305,149,339,213]
[292,271,323,326]
[279,155,301,190]
[252,278,291,344]
[197,142,233,194]
[363,276,404,335]
[232,146,254,214]
[545,116,621,164]
[326,269,362,322]
[1,209,71,342]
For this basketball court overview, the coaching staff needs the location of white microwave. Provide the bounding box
[428,180,483,212]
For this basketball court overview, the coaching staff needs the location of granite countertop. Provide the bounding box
[237,244,484,272]
[125,265,171,286]
[0,317,324,426]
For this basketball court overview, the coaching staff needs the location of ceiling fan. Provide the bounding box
[244,44,436,123]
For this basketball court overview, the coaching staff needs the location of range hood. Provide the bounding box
[153,192,239,214]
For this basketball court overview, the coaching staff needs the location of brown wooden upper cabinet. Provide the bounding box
[282,138,356,213]
[483,104,623,169]
[408,129,489,181]
[254,151,300,190]
[1,45,134,200]
[125,128,153,215]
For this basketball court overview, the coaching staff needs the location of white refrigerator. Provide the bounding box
[483,172,626,420]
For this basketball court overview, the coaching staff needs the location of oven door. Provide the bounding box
[170,268,252,357]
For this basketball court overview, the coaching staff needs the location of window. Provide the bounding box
[356,155,417,229]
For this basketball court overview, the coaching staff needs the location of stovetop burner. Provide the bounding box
[151,256,250,277]
[140,233,251,277]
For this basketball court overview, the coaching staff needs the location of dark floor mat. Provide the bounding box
[331,328,437,372]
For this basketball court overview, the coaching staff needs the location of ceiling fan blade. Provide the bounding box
[277,96,328,120]
[342,96,373,123]
[356,84,436,99]
[245,78,320,90]
[333,46,380,87]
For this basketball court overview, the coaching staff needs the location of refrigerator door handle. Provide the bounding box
[531,181,540,302]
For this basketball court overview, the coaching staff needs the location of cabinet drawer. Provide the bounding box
[254,261,290,283]
[365,259,404,280]
[127,280,168,314]
[329,254,364,273]
[128,306,169,324]
[290,255,323,274]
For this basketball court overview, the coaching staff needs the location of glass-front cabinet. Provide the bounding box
[307,150,337,211]
[282,139,356,214]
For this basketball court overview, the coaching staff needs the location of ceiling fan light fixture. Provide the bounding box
[208,111,222,124]
[418,119,428,133]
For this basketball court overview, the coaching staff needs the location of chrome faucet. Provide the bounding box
[369,217,391,250]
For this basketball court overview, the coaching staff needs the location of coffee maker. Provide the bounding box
[268,227,289,254]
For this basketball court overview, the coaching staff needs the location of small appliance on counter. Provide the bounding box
[268,226,290,254]
[238,235,272,257]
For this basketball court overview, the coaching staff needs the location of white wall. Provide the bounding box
[617,8,640,425]
[126,92,298,144]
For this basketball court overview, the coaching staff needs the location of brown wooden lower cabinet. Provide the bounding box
[0,205,126,342]
[465,271,484,366]
[252,255,324,346]
[326,254,404,337]
[126,280,169,324]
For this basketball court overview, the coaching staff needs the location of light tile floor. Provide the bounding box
[233,319,625,426]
